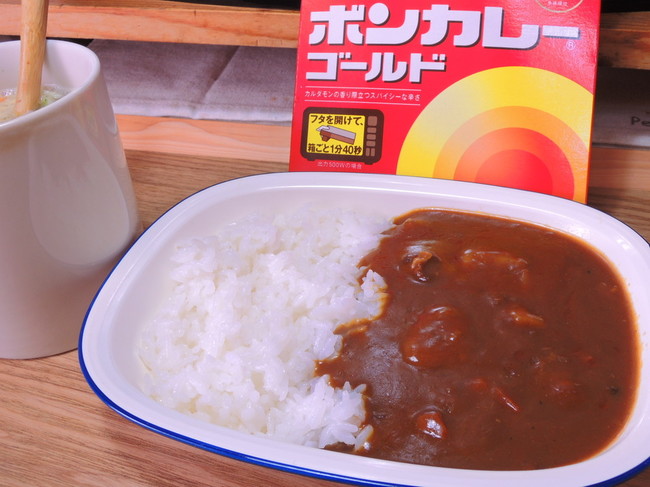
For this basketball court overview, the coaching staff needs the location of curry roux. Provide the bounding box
[317,209,639,471]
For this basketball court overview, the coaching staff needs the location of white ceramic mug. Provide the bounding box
[0,40,140,359]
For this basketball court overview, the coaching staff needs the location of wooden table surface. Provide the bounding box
[1,144,649,487]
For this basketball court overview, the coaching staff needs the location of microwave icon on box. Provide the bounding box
[300,107,384,165]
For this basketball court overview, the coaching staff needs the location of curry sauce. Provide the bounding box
[318,209,639,470]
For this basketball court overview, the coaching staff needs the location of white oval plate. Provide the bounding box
[79,172,650,487]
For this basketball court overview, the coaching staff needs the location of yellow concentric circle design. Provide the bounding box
[397,66,592,201]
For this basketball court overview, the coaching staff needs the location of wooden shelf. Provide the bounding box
[0,0,300,48]
[0,0,648,69]
[598,10,650,69]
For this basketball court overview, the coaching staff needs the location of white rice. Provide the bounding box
[138,205,390,449]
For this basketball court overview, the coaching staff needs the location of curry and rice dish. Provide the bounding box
[138,206,639,471]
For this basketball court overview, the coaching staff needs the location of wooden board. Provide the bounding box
[0,0,300,47]
[0,1,648,68]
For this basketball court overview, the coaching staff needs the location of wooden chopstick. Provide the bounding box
[15,0,50,116]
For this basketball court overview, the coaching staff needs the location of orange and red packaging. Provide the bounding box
[289,0,601,202]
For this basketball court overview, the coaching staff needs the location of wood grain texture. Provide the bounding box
[0,2,648,68]
[1,147,649,487]
[598,12,650,70]
[590,146,650,191]
[127,149,287,228]
[116,115,291,164]
[0,0,300,47]
[588,146,650,241]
